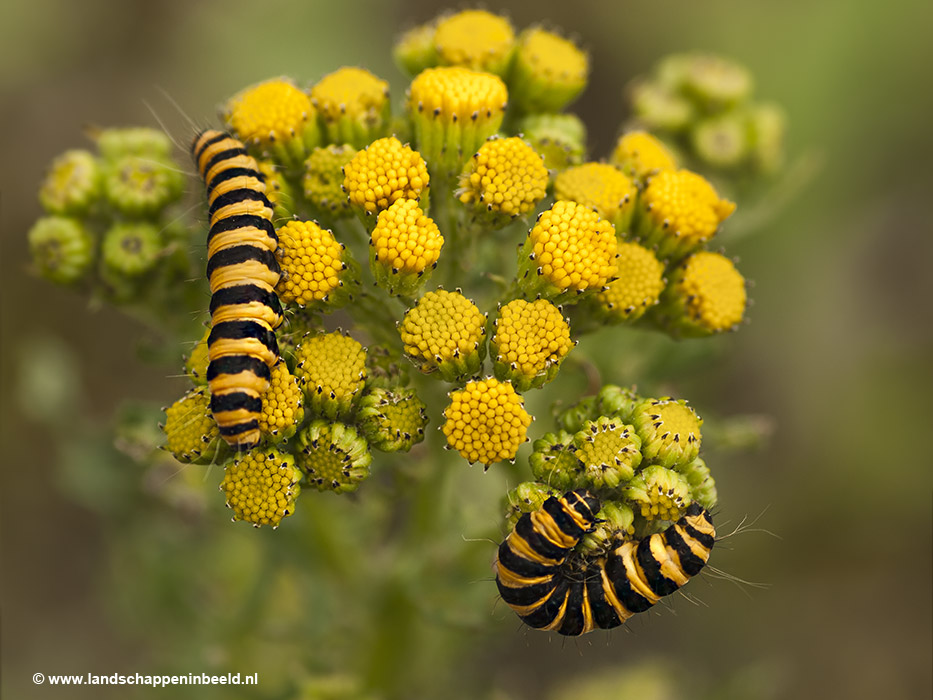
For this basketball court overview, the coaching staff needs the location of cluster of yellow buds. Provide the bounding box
[629,52,786,175]
[28,8,780,542]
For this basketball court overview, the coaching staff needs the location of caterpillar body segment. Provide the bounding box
[192,129,282,450]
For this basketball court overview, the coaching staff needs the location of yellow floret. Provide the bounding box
[310,67,390,147]
[611,131,678,179]
[442,378,531,467]
[221,447,302,527]
[625,465,691,522]
[162,388,219,464]
[492,299,574,390]
[370,199,443,296]
[433,10,515,74]
[225,78,318,161]
[509,28,588,113]
[595,242,666,322]
[519,200,618,302]
[458,136,548,217]
[670,251,747,333]
[258,361,305,441]
[294,332,367,420]
[638,169,735,259]
[554,162,637,230]
[342,137,429,215]
[297,421,372,494]
[399,289,486,381]
[276,220,347,307]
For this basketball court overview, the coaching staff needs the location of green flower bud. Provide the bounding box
[221,447,302,527]
[256,159,294,221]
[394,22,438,78]
[357,386,428,453]
[579,501,635,554]
[556,395,597,435]
[303,145,357,218]
[102,155,184,217]
[748,102,786,174]
[508,27,588,113]
[28,216,95,285]
[161,388,223,464]
[595,385,639,424]
[691,113,749,169]
[95,127,173,162]
[503,481,559,530]
[294,331,367,421]
[679,53,753,109]
[630,81,694,132]
[678,456,718,511]
[631,397,702,468]
[623,464,691,522]
[528,430,581,491]
[363,345,410,389]
[572,416,642,491]
[100,222,162,278]
[184,326,211,385]
[296,420,372,494]
[38,150,101,215]
[516,113,586,172]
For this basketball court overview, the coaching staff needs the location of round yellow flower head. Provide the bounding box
[458,136,548,221]
[310,67,390,148]
[631,397,702,468]
[221,447,302,527]
[433,10,515,75]
[491,298,574,391]
[661,251,747,336]
[509,27,588,113]
[399,289,486,382]
[636,169,736,260]
[442,378,531,468]
[162,388,220,464]
[518,200,618,303]
[342,136,429,216]
[624,465,691,522]
[554,162,637,233]
[294,331,367,420]
[296,420,372,494]
[572,416,643,491]
[370,198,444,296]
[611,131,678,180]
[258,361,305,442]
[276,220,356,309]
[595,242,666,323]
[303,144,357,216]
[225,78,320,165]
[408,66,508,173]
[394,22,438,78]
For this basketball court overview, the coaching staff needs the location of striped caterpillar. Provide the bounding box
[191,130,283,450]
[495,489,715,636]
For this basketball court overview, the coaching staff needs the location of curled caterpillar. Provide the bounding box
[495,490,715,636]
[191,129,283,450]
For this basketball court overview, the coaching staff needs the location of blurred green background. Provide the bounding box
[2,0,931,698]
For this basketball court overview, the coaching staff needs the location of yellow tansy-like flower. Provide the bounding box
[660,251,747,336]
[225,78,319,165]
[595,242,666,323]
[554,162,638,233]
[442,378,531,467]
[509,27,588,113]
[458,136,548,221]
[294,332,367,420]
[303,144,357,216]
[221,447,302,527]
[610,131,678,180]
[162,388,220,464]
[370,198,444,296]
[258,361,305,441]
[342,136,429,216]
[408,66,508,173]
[399,289,486,382]
[518,200,618,303]
[572,416,642,491]
[276,220,355,309]
[394,22,438,77]
[631,397,703,468]
[310,67,390,148]
[433,10,515,75]
[636,169,735,260]
[491,299,574,391]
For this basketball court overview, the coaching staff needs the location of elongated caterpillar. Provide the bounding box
[495,490,715,636]
[191,129,283,450]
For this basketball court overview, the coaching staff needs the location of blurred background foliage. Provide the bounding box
[2,0,931,698]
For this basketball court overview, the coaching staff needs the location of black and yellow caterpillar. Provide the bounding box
[495,490,715,636]
[191,129,283,450]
